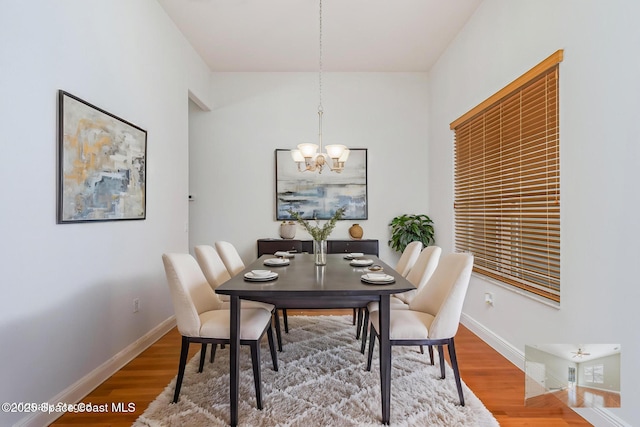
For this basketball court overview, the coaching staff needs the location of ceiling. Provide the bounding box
[529,344,621,363]
[157,0,483,72]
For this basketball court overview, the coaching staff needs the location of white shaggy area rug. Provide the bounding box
[134,315,499,426]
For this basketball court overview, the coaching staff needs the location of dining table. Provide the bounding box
[215,253,415,426]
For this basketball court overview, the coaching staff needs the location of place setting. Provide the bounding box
[349,256,375,267]
[274,250,296,258]
[360,272,396,285]
[343,252,364,260]
[244,269,279,282]
[263,257,291,267]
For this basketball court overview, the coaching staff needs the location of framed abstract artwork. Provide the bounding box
[57,90,147,223]
[275,148,368,220]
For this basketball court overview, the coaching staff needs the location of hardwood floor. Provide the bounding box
[526,386,620,409]
[52,310,591,426]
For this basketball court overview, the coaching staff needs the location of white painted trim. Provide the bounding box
[14,316,176,427]
[573,407,632,427]
[460,313,626,427]
[460,312,525,369]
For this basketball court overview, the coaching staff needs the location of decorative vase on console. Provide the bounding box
[349,224,363,239]
[287,206,346,266]
[279,221,296,239]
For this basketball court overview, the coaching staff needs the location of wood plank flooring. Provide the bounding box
[51,310,592,426]
[526,386,620,409]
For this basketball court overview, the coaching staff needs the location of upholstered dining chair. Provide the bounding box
[215,240,246,277]
[395,241,423,277]
[366,252,474,406]
[217,240,294,336]
[162,253,278,409]
[360,245,442,353]
[353,241,422,340]
[194,244,284,351]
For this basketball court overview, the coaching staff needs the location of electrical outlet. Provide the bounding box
[484,292,493,306]
[133,298,140,313]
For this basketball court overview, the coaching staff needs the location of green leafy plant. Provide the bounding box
[287,207,346,241]
[388,214,435,253]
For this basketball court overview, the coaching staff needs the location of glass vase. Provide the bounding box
[314,239,327,266]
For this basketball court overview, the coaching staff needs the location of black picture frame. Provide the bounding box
[57,90,147,223]
[275,148,368,220]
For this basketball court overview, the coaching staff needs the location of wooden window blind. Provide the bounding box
[451,50,563,303]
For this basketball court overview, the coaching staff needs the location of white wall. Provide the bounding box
[427,0,640,425]
[0,1,210,425]
[189,72,430,265]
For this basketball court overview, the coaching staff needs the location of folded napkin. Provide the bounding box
[364,273,393,282]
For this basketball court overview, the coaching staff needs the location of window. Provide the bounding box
[451,50,563,303]
[584,364,604,384]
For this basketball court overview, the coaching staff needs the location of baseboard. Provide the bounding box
[14,316,176,427]
[460,312,525,369]
[573,407,632,427]
[459,313,628,427]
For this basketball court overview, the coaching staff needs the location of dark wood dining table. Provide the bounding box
[216,253,415,426]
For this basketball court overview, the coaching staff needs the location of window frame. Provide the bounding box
[450,50,563,303]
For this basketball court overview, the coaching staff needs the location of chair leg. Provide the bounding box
[366,324,376,371]
[249,342,263,410]
[448,338,465,406]
[438,345,446,379]
[360,308,370,354]
[420,345,424,354]
[273,310,283,352]
[210,343,217,363]
[356,308,363,339]
[428,345,434,365]
[352,308,357,325]
[266,324,279,371]
[173,336,190,403]
[198,343,207,373]
[282,309,289,333]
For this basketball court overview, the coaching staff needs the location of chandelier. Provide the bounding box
[291,0,349,173]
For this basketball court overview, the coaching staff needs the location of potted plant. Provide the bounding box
[388,214,435,253]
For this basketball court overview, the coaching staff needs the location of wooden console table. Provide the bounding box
[257,238,378,257]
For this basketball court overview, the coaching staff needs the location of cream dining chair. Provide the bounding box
[360,245,442,353]
[395,241,423,277]
[216,240,293,336]
[215,240,246,276]
[353,241,424,340]
[194,244,284,351]
[366,252,474,406]
[162,253,278,409]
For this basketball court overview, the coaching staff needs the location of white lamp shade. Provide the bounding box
[297,143,318,158]
[291,149,305,162]
[325,144,346,159]
[338,148,350,162]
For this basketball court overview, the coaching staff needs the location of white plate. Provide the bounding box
[264,258,290,266]
[343,252,364,260]
[350,259,374,267]
[244,271,278,281]
[360,274,395,284]
[274,251,296,258]
[363,266,384,273]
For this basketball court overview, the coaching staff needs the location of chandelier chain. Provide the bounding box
[318,0,323,112]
